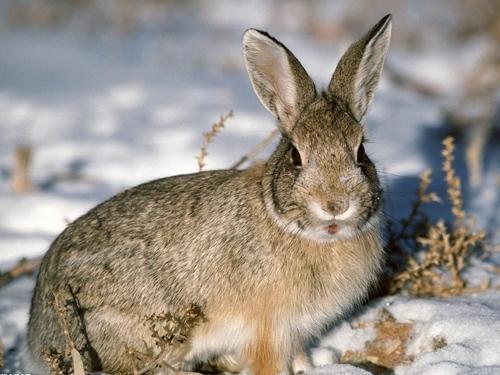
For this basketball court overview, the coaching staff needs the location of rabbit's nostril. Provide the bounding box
[326,200,348,215]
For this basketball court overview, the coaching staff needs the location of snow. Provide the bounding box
[0,1,499,374]
[312,365,371,375]
[311,292,500,374]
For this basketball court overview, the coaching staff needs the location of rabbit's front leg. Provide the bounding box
[245,335,290,375]
[291,350,312,374]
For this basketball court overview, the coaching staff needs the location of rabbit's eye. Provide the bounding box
[291,146,302,167]
[357,143,367,164]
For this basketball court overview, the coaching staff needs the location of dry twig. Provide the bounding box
[133,304,205,375]
[442,137,465,225]
[387,169,440,248]
[42,348,71,375]
[0,256,42,287]
[196,111,233,171]
[42,292,75,374]
[389,137,487,297]
[11,145,33,193]
[0,338,4,369]
[42,287,90,375]
[230,129,279,169]
[342,308,414,371]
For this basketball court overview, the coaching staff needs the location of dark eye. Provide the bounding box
[291,146,302,167]
[357,143,367,164]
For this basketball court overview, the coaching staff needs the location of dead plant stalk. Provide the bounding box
[389,136,487,297]
[196,111,233,171]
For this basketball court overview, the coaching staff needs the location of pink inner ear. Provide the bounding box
[244,31,297,122]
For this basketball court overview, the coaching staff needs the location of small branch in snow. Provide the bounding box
[0,338,3,369]
[196,111,233,171]
[11,145,33,193]
[230,129,279,169]
[387,136,488,298]
[0,256,41,288]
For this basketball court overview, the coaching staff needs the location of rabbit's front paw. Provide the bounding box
[292,350,312,374]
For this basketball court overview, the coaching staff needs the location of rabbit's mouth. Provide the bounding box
[298,220,357,242]
[301,211,380,243]
[322,219,357,238]
[326,222,341,234]
[305,218,359,242]
[301,199,381,242]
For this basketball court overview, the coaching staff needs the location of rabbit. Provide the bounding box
[27,14,392,375]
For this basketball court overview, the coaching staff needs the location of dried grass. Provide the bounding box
[196,111,233,171]
[341,308,414,371]
[431,336,447,351]
[41,295,204,375]
[197,112,282,171]
[388,136,487,297]
[0,338,3,369]
[132,304,205,375]
[42,287,94,375]
[0,256,41,287]
[42,347,72,375]
[42,291,78,375]
[340,310,452,373]
[11,145,33,193]
[145,304,204,348]
[230,129,279,169]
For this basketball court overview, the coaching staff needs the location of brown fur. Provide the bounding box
[27,15,392,374]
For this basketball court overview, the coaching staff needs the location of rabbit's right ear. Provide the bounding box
[328,14,392,123]
[243,29,316,133]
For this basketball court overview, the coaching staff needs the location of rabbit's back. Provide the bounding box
[33,165,275,303]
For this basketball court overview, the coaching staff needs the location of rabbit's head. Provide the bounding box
[243,15,392,242]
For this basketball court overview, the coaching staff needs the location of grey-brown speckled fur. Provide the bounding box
[28,15,392,375]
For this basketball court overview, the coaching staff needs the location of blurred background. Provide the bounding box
[0,0,499,266]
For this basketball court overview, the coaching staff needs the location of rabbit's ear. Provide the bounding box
[328,14,392,123]
[243,29,316,133]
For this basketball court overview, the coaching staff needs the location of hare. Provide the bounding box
[27,14,392,375]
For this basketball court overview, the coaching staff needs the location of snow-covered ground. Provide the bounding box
[1,2,499,374]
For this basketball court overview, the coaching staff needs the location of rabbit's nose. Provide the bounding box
[326,200,349,217]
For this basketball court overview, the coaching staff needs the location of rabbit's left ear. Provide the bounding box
[243,29,316,133]
[328,14,392,123]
